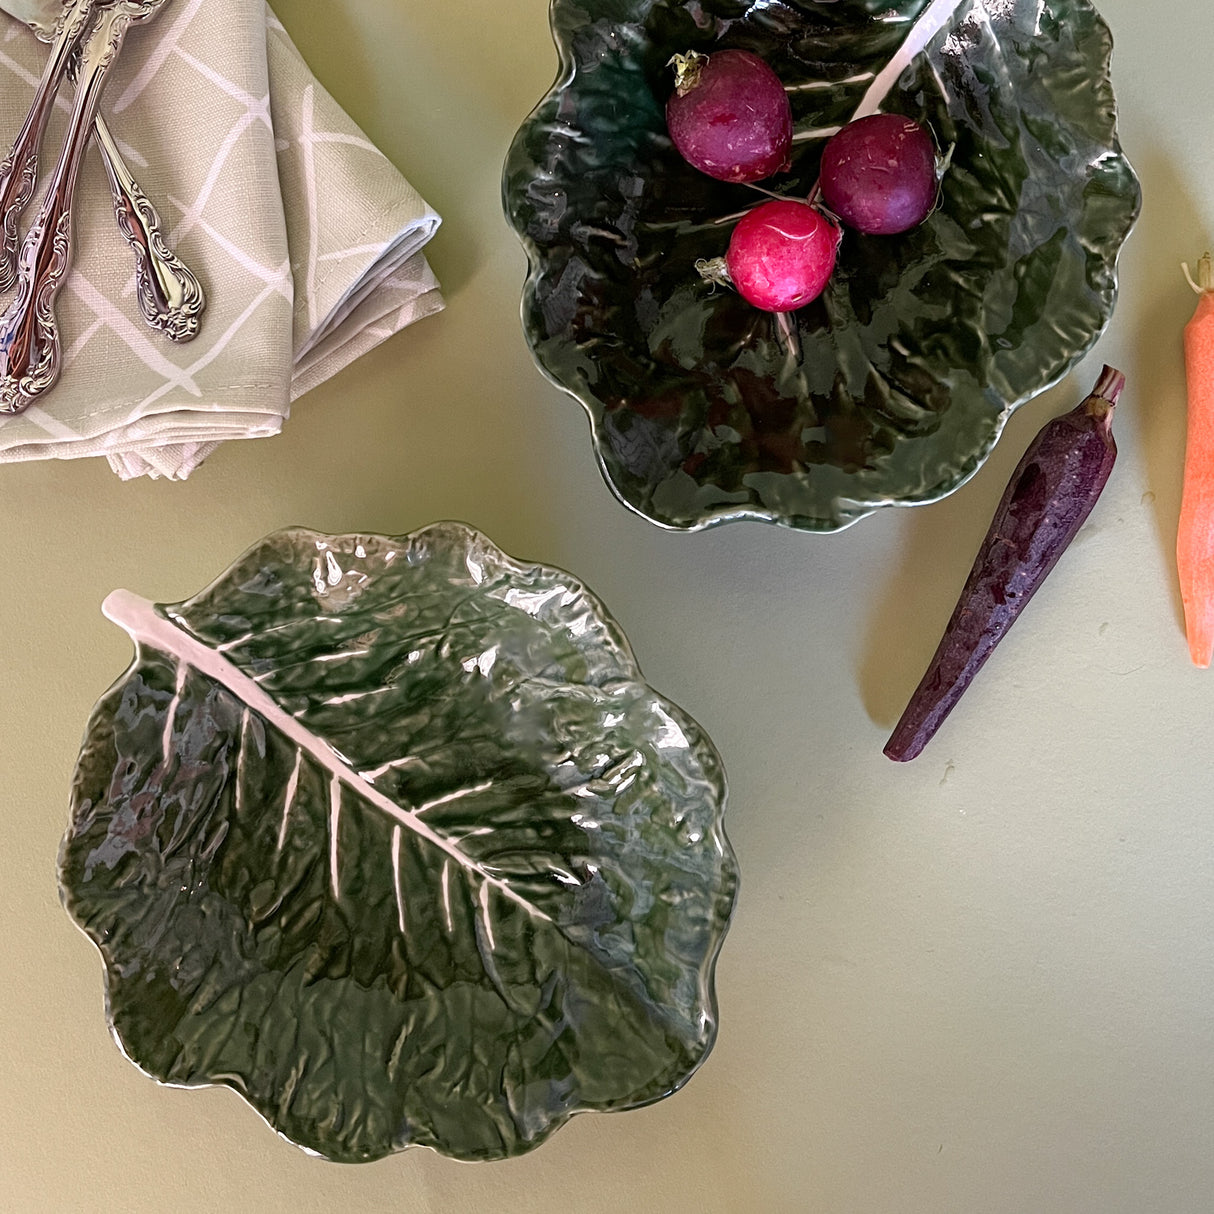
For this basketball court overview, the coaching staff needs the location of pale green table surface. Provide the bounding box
[3,2,1211,1211]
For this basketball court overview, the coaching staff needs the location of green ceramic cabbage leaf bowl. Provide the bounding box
[503,0,1140,531]
[60,523,738,1163]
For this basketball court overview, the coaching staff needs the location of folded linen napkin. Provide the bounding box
[0,0,443,479]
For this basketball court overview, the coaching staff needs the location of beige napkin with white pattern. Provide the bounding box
[0,0,443,479]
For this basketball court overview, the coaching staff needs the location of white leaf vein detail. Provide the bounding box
[104,591,553,925]
[391,825,406,936]
[235,707,251,816]
[278,751,303,852]
[161,662,188,763]
[849,0,972,124]
[329,775,342,900]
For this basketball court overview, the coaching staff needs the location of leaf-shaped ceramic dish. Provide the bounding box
[60,523,738,1163]
[503,0,1140,531]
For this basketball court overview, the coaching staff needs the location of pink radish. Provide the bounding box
[702,199,841,312]
[666,49,792,184]
[820,113,938,236]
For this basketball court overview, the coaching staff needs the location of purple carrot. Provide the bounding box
[885,365,1124,762]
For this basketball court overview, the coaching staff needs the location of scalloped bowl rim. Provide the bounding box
[60,519,741,1162]
[503,0,1141,534]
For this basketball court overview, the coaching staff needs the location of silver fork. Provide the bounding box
[3,0,204,341]
[0,0,101,293]
[88,81,205,342]
[0,0,174,412]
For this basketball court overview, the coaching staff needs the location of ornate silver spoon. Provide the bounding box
[3,0,204,342]
[0,0,99,293]
[0,0,174,412]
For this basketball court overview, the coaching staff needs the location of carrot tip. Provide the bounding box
[1182,612,1214,669]
[883,723,929,762]
[1091,364,1125,406]
[1184,628,1213,667]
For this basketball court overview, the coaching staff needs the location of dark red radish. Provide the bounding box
[820,113,938,236]
[884,366,1124,762]
[666,49,792,184]
[713,199,840,312]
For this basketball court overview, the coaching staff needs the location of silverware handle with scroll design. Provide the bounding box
[0,0,98,293]
[0,4,133,413]
[93,114,205,342]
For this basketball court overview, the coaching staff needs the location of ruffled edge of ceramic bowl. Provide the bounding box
[502,0,1142,534]
[58,520,740,1163]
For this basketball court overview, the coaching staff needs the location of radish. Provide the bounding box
[819,113,938,236]
[666,49,792,184]
[697,199,840,312]
[884,366,1124,762]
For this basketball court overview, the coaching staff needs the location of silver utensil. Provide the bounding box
[0,0,173,412]
[3,0,204,342]
[0,0,98,293]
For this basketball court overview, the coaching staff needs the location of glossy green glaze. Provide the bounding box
[60,524,738,1163]
[503,0,1140,531]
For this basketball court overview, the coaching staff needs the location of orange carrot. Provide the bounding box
[1178,254,1214,668]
